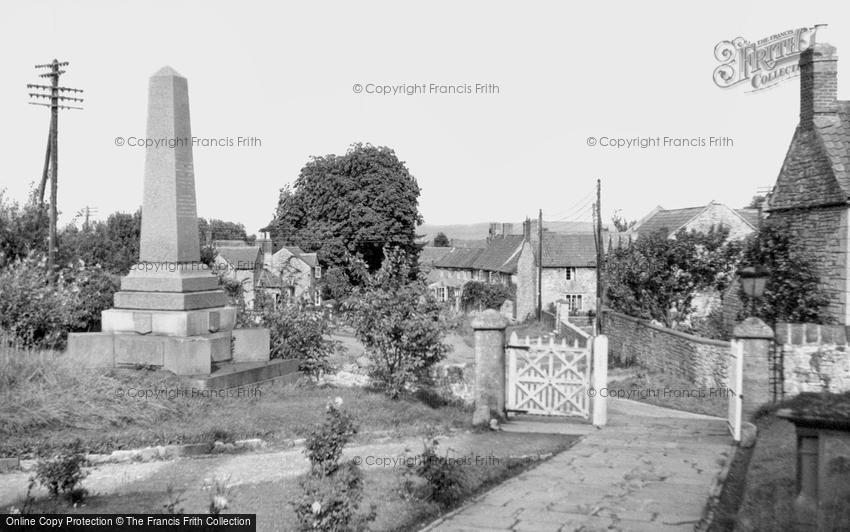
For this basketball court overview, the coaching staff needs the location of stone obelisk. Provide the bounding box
[67,66,273,383]
[98,67,235,373]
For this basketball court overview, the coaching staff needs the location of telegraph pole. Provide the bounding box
[537,208,543,321]
[28,59,84,274]
[595,179,603,335]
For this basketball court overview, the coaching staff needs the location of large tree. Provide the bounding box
[604,226,739,327]
[268,143,423,272]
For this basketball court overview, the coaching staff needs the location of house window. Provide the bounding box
[565,267,577,280]
[314,291,322,306]
[437,287,447,302]
[314,266,321,279]
[565,294,583,311]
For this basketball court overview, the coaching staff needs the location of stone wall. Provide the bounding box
[768,205,849,324]
[515,241,536,322]
[602,310,730,388]
[541,266,596,312]
[776,322,850,395]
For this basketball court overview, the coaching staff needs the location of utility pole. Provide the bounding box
[28,59,84,274]
[537,208,543,321]
[74,206,98,230]
[595,178,603,335]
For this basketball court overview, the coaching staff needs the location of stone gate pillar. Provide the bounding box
[732,317,774,419]
[472,309,508,426]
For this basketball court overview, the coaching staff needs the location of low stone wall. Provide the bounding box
[776,322,850,395]
[602,310,730,388]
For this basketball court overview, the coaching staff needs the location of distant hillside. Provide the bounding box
[418,220,599,245]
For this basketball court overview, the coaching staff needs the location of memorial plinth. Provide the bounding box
[66,67,275,382]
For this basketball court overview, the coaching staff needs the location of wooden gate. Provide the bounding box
[506,333,590,418]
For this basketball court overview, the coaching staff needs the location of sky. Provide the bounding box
[1,1,849,235]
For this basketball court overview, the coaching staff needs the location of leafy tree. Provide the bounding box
[58,210,141,274]
[198,218,252,244]
[433,232,450,247]
[604,226,738,326]
[345,248,451,399]
[0,188,48,266]
[460,281,513,311]
[738,218,831,324]
[611,210,636,232]
[268,143,423,273]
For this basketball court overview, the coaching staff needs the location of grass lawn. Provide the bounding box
[19,432,577,532]
[605,369,727,418]
[0,346,471,457]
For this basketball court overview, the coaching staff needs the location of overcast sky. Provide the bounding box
[2,1,849,234]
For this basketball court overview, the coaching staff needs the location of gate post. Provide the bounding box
[592,335,608,427]
[732,317,774,420]
[471,309,508,426]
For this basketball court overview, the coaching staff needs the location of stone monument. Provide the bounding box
[67,67,289,387]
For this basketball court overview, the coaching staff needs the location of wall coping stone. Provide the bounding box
[732,317,774,340]
[602,309,730,348]
[471,309,508,331]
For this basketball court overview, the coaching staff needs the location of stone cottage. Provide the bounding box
[515,231,600,322]
[766,29,850,324]
[270,245,322,306]
[214,246,263,308]
[631,202,758,241]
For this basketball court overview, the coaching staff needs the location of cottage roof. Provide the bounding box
[537,233,599,267]
[216,246,261,270]
[433,247,483,269]
[419,246,452,266]
[634,206,708,236]
[257,269,282,288]
[299,253,319,268]
[471,235,525,274]
[814,102,850,196]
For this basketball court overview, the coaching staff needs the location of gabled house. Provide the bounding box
[428,247,483,310]
[270,245,322,306]
[214,246,263,308]
[766,29,850,323]
[418,246,453,273]
[515,231,601,322]
[631,202,758,241]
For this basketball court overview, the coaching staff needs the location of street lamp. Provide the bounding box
[739,265,769,316]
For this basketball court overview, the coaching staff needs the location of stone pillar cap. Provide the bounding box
[733,317,774,340]
[471,309,508,330]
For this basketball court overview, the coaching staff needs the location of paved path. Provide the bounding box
[425,398,733,532]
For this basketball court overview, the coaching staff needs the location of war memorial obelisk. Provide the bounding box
[67,67,283,385]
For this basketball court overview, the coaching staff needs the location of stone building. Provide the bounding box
[214,246,263,308]
[766,29,850,324]
[631,202,758,241]
[270,246,322,306]
[515,232,600,322]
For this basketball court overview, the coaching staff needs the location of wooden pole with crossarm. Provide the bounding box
[28,59,84,274]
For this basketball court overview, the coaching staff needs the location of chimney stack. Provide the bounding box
[800,24,838,126]
[522,218,532,241]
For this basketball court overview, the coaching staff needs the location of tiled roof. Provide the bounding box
[634,206,708,237]
[299,253,318,268]
[816,101,850,196]
[419,246,452,265]
[257,269,282,288]
[471,235,525,274]
[217,246,261,270]
[433,247,484,269]
[280,245,305,256]
[538,233,599,267]
[735,209,760,228]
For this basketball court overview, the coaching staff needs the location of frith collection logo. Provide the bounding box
[713,26,816,92]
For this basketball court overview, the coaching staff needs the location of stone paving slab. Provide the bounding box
[425,398,732,532]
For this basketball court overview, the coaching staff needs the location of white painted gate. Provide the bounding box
[728,339,744,441]
[506,332,590,418]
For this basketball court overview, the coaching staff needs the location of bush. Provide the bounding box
[304,399,357,475]
[33,439,90,504]
[461,281,513,311]
[0,255,118,349]
[293,399,373,531]
[346,248,451,399]
[403,434,468,508]
[238,304,337,380]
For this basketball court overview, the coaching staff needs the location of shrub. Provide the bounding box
[304,399,357,475]
[346,248,451,399]
[0,255,118,349]
[33,439,90,504]
[239,304,337,380]
[403,434,468,508]
[461,281,514,311]
[293,398,373,531]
